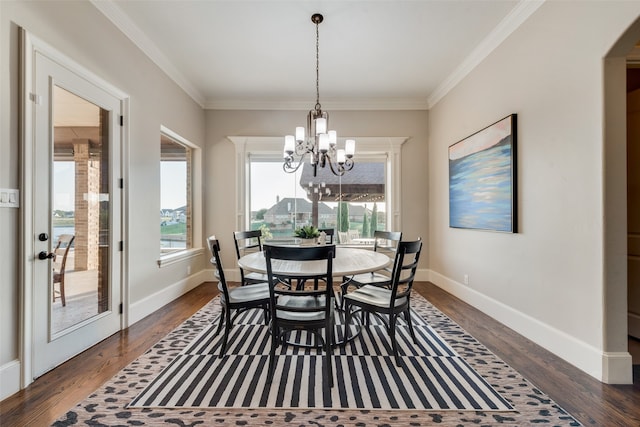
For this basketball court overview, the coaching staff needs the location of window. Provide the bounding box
[232,136,406,245]
[160,131,192,254]
[249,158,387,244]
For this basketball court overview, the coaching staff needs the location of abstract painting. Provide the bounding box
[449,114,517,232]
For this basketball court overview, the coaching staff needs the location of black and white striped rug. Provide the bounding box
[129,308,513,411]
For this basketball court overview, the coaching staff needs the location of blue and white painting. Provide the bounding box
[449,114,517,232]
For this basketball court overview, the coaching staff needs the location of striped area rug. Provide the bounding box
[129,308,514,411]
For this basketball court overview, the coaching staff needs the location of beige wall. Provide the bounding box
[0,0,207,382]
[204,109,429,271]
[428,1,640,382]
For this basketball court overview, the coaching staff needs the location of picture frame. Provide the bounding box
[448,114,517,233]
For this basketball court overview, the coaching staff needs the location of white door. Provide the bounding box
[31,50,123,377]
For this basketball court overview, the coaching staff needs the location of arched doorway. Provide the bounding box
[603,16,640,384]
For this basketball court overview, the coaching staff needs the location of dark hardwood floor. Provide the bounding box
[1,281,638,426]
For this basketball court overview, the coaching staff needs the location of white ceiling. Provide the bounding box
[92,0,542,110]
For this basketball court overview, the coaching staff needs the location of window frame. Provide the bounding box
[157,126,203,267]
[228,136,407,234]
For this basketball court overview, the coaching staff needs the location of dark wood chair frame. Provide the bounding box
[208,236,270,358]
[343,239,422,366]
[318,228,335,244]
[233,230,268,286]
[340,230,402,307]
[264,244,335,388]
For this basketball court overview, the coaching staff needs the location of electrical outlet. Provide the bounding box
[463,274,469,285]
[187,265,191,275]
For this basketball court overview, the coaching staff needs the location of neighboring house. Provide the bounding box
[262,197,334,228]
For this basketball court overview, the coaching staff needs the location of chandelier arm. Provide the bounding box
[326,156,346,177]
[283,155,305,174]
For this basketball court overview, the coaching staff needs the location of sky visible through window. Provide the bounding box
[161,162,186,210]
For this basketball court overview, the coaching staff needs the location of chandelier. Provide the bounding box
[283,13,355,177]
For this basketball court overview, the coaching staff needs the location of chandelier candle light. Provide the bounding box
[283,13,355,177]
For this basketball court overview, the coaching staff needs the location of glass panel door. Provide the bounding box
[51,85,110,335]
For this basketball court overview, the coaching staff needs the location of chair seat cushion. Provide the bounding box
[222,282,270,304]
[344,285,407,309]
[276,295,328,321]
[348,271,392,287]
[244,272,269,282]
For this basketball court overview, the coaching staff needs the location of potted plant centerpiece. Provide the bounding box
[294,225,320,245]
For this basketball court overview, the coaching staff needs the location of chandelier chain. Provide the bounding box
[315,19,321,111]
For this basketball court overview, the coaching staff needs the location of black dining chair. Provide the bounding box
[264,244,335,388]
[233,230,269,286]
[208,236,270,358]
[340,230,402,309]
[318,228,335,244]
[343,230,402,288]
[343,238,422,366]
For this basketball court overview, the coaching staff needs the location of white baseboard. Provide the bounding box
[602,352,634,384]
[129,270,210,325]
[427,270,633,384]
[0,359,21,401]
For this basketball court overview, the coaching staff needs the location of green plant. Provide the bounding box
[294,225,320,239]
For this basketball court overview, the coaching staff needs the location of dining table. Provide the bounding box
[237,245,391,347]
[237,245,391,279]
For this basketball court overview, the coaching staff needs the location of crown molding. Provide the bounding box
[204,97,429,111]
[427,0,545,109]
[90,0,206,108]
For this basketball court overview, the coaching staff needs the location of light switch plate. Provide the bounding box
[0,188,19,208]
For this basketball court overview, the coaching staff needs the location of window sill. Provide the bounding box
[157,247,204,268]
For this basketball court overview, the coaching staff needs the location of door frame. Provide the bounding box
[20,29,130,387]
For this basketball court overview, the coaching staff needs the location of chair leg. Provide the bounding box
[219,308,232,358]
[267,323,278,383]
[325,320,333,388]
[405,308,417,344]
[390,314,401,366]
[60,277,66,307]
[343,301,352,344]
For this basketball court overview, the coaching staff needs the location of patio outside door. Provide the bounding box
[31,50,123,378]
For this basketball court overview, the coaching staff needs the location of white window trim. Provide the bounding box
[227,136,408,232]
[157,125,203,267]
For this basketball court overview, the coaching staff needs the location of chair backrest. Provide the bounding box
[318,228,334,244]
[53,234,75,279]
[389,239,423,305]
[233,230,263,259]
[338,231,350,244]
[264,244,335,318]
[233,230,263,283]
[348,229,360,241]
[372,230,402,276]
[372,230,402,252]
[207,235,231,302]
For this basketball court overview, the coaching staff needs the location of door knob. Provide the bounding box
[38,233,49,241]
[38,251,55,260]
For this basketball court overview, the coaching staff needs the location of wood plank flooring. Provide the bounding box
[1,281,639,426]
